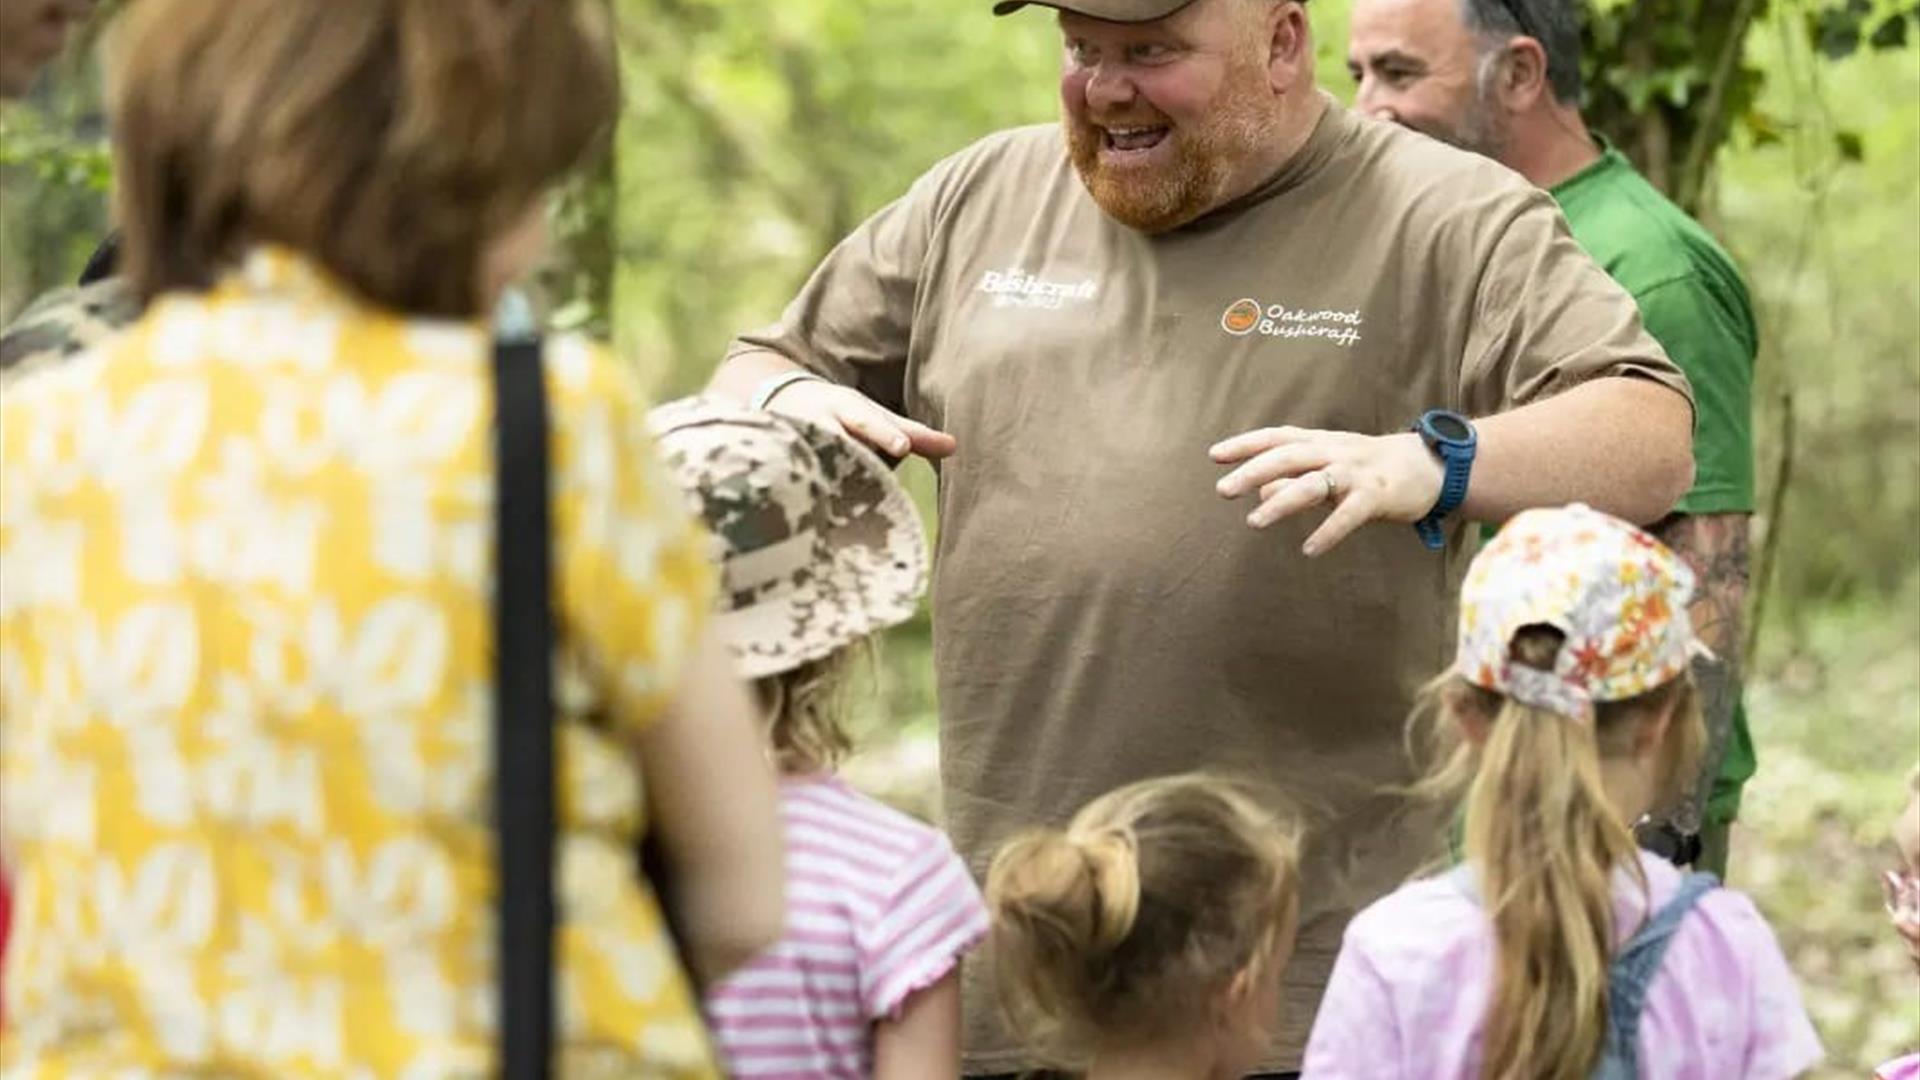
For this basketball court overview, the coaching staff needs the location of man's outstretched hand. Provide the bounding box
[768,379,957,461]
[1210,426,1443,556]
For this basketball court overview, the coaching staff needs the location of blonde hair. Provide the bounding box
[107,0,617,317]
[984,773,1302,1067]
[754,641,870,775]
[1408,626,1704,1080]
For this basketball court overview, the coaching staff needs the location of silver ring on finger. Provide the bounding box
[1319,469,1339,503]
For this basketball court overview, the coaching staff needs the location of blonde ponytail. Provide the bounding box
[1410,627,1703,1080]
[984,774,1301,1068]
[1469,669,1638,1078]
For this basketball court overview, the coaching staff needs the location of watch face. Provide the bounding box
[1428,412,1473,443]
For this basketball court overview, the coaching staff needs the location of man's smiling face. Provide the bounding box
[1058,0,1284,233]
[1347,0,1507,157]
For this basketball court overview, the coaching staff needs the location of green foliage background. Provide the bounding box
[1,1,1916,1069]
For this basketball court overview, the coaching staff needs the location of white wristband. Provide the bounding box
[750,370,827,411]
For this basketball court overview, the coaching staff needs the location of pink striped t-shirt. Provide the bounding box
[704,774,990,1078]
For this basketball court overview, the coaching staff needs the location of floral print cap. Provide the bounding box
[1457,503,1700,722]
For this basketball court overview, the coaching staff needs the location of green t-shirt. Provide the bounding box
[1553,144,1759,823]
[1552,143,1758,515]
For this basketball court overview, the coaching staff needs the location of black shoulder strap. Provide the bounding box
[78,232,120,286]
[493,336,555,1080]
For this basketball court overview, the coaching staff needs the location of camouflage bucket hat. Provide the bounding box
[648,395,929,680]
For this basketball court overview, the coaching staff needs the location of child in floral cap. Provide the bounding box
[1304,504,1821,1080]
[650,396,988,1079]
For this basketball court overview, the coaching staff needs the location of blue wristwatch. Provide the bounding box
[1411,409,1477,550]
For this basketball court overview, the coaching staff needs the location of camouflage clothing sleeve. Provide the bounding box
[0,278,141,383]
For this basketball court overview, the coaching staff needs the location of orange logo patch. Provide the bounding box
[1221,298,1262,336]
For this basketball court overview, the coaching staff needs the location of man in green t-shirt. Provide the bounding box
[1347,0,1757,875]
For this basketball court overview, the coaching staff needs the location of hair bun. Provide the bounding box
[984,774,1304,1066]
[1069,826,1142,952]
[984,824,1142,968]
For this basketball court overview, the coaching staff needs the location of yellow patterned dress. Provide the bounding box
[0,248,722,1078]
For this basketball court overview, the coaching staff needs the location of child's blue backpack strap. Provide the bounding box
[1592,871,1720,1079]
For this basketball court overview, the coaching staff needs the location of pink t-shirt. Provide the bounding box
[1302,851,1823,1079]
[704,775,989,1078]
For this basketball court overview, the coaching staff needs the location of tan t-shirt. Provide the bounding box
[730,98,1690,1072]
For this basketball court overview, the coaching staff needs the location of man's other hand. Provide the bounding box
[1210,426,1443,557]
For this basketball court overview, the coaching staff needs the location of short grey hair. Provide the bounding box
[1461,0,1583,104]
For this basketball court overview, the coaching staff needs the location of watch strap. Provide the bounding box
[1434,442,1472,516]
[1415,428,1474,550]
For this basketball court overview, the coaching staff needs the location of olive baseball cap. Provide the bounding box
[990,0,1198,21]
[991,0,1302,20]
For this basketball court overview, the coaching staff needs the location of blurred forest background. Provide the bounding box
[2,0,1916,1070]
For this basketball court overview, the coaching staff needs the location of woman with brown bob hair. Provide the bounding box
[0,0,784,1075]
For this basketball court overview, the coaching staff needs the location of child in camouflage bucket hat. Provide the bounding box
[649,395,989,1078]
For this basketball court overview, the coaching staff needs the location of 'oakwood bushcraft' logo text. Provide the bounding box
[1220,297,1364,347]
[977,267,1099,310]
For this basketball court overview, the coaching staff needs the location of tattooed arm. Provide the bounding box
[1651,511,1752,835]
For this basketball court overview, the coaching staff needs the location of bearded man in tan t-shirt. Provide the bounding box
[710,0,1696,1073]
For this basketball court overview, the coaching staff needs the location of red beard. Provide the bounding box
[1063,62,1280,233]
